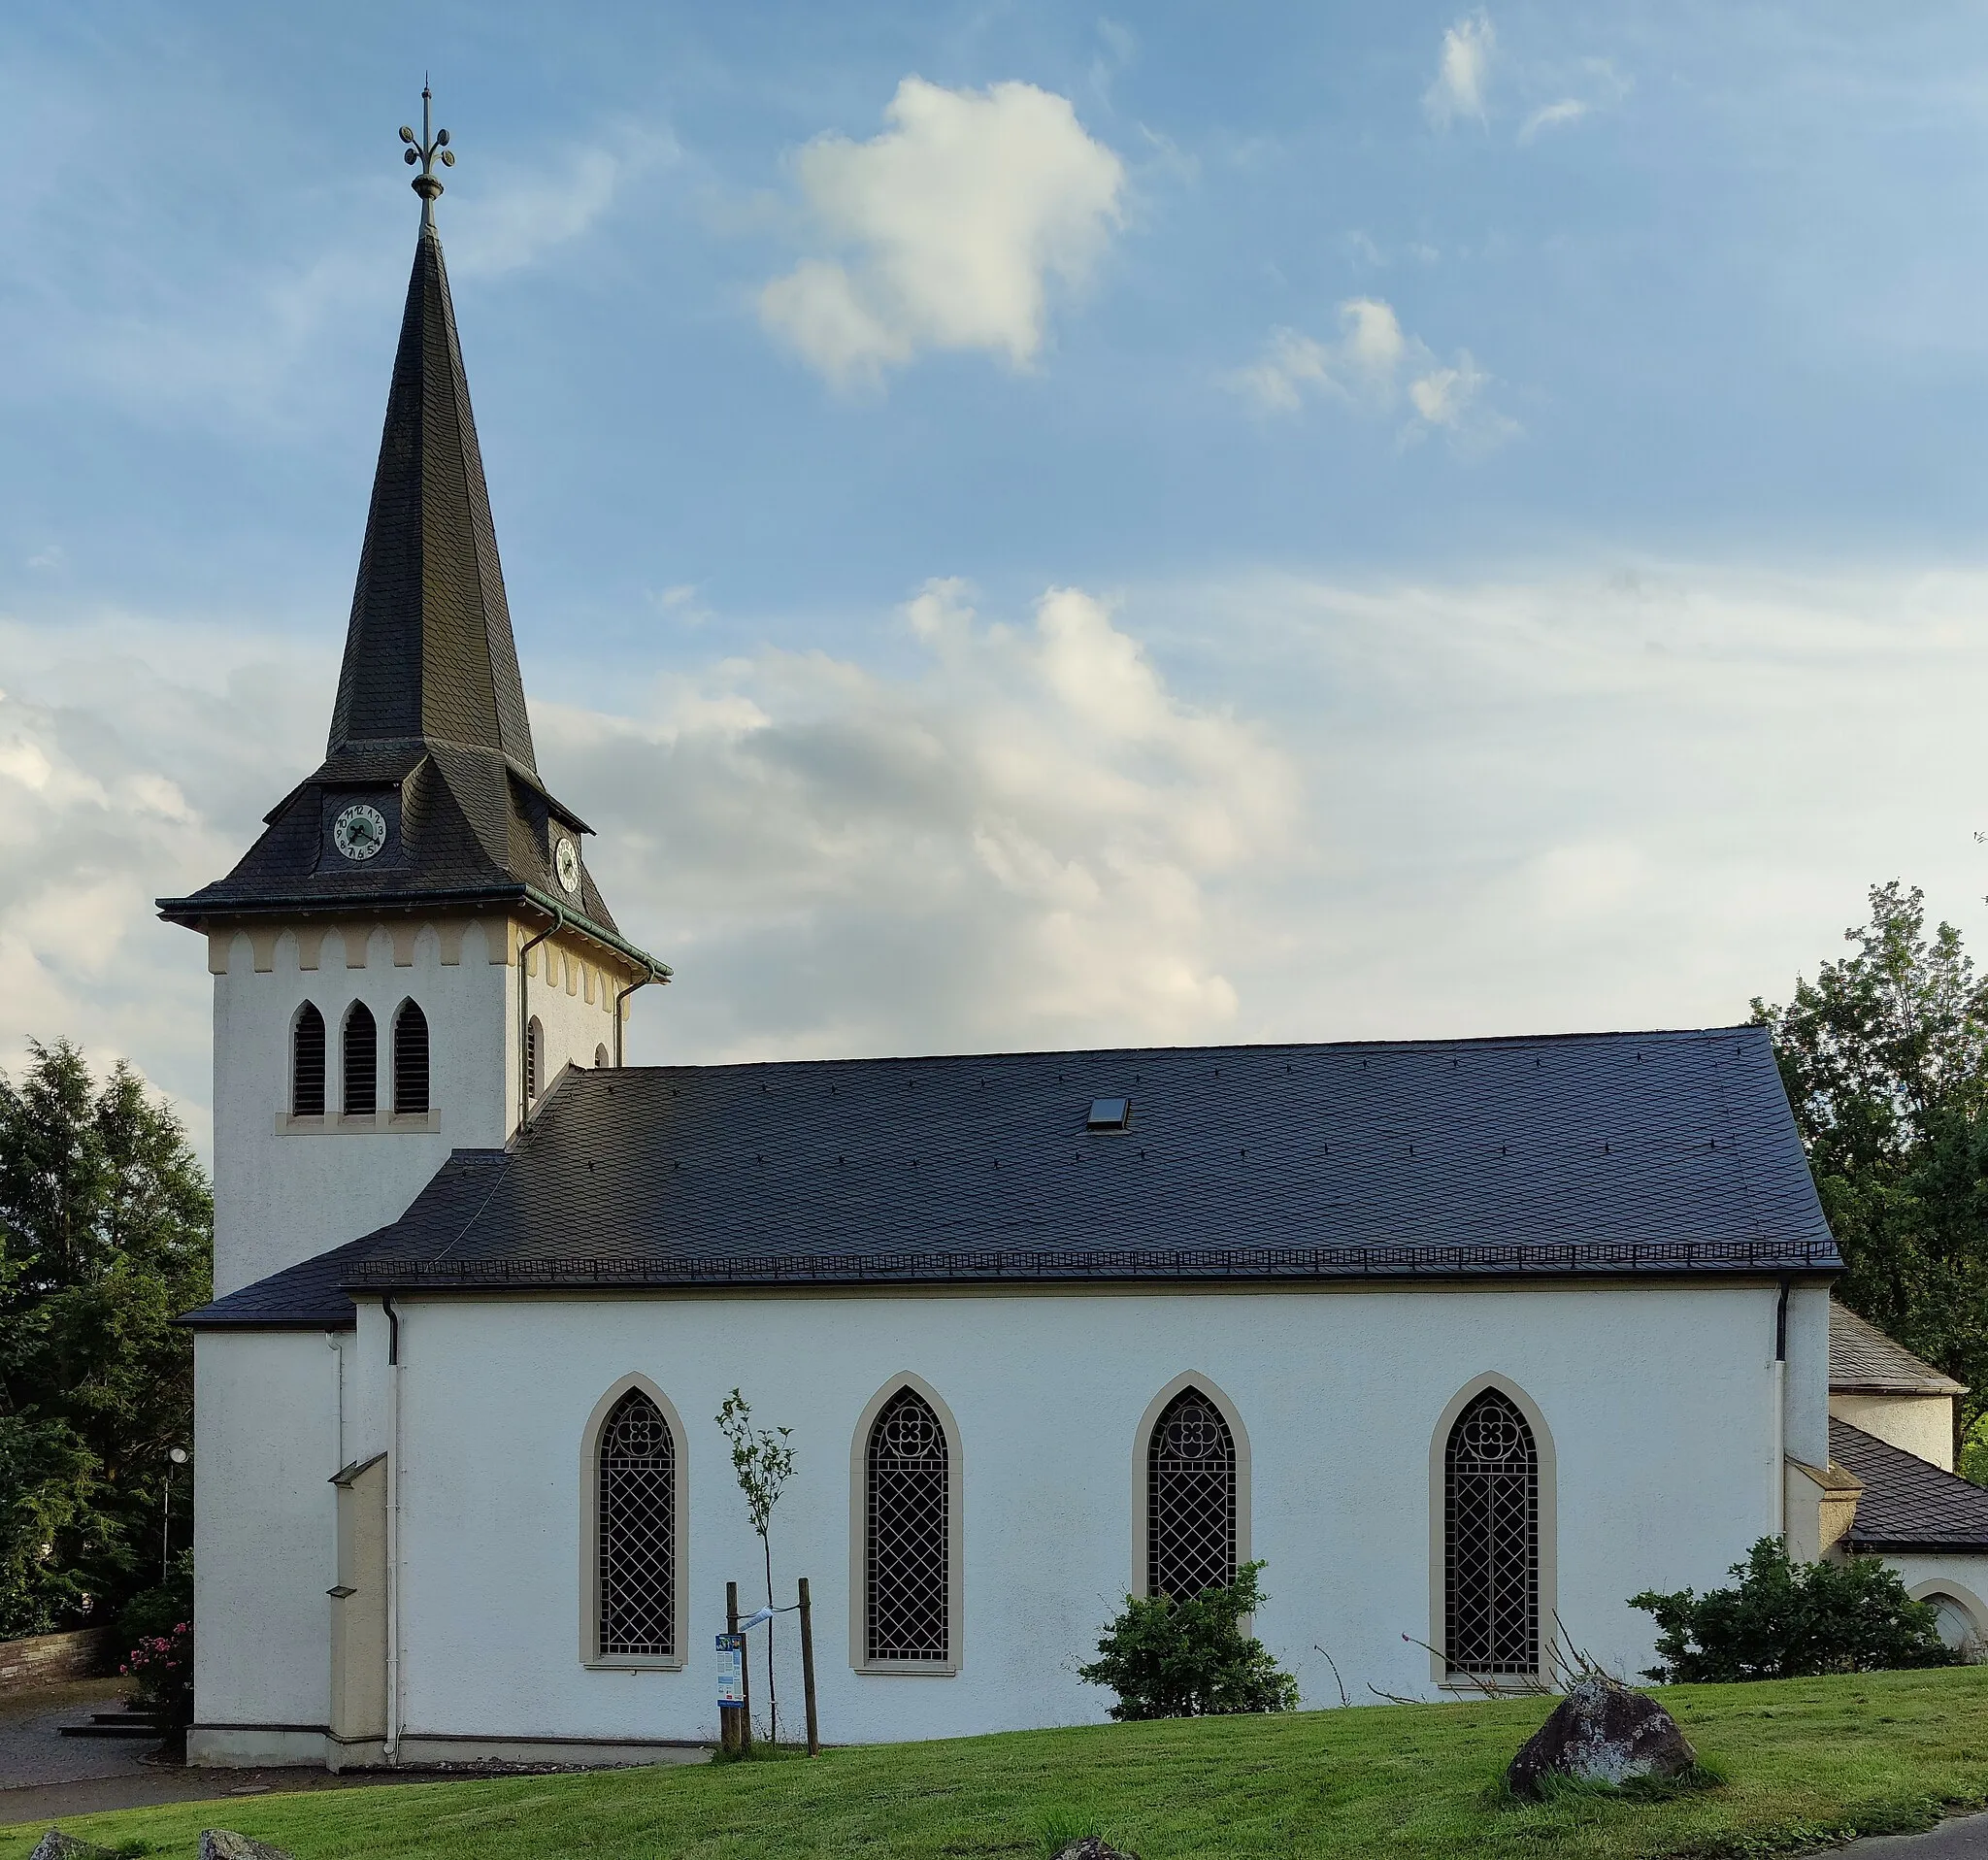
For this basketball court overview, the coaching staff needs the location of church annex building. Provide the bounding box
[166,123,1988,1769]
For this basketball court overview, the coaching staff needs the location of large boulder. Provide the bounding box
[29,1834,117,1860]
[1507,1675,1698,1798]
[198,1834,294,1860]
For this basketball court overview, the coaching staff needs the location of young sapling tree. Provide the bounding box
[716,1388,798,1745]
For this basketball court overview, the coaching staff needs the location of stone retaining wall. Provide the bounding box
[0,1626,117,1696]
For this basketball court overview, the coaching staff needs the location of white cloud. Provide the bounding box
[1518,98,1591,143]
[1229,300,1517,452]
[542,579,1296,1055]
[759,78,1125,388]
[1424,14,1496,128]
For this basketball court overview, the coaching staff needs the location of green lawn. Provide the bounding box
[14,1666,1988,1859]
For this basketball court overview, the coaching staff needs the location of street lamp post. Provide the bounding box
[163,1446,188,1581]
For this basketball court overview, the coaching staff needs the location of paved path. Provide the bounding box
[0,1678,441,1827]
[1845,1814,1988,1858]
[0,1677,708,1831]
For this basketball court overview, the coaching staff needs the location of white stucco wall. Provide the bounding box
[323,1279,1791,1752]
[190,1328,347,1763]
[209,917,626,1296]
[1831,1393,1956,1471]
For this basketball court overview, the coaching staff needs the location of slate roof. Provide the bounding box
[1832,1419,1988,1554]
[182,1023,1839,1325]
[155,208,658,976]
[1830,1303,1967,1396]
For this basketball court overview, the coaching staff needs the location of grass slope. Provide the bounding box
[13,1666,1988,1859]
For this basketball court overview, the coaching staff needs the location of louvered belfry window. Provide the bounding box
[866,1387,949,1662]
[292,1004,326,1115]
[1444,1389,1540,1675]
[393,1002,429,1115]
[526,1015,543,1100]
[342,1005,378,1116]
[598,1389,677,1657]
[1146,1388,1237,1602]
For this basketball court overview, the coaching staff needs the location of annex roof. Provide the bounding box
[1832,1419,1988,1554]
[182,1023,1839,1327]
[1830,1302,1967,1397]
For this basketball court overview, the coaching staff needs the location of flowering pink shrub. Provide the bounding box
[121,1619,193,1728]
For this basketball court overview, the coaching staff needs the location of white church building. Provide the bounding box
[166,120,1988,1771]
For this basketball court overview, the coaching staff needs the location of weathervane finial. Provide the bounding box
[397,80,455,225]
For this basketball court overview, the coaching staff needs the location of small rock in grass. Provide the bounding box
[1051,1841,1143,1860]
[199,1832,294,1860]
[1507,1674,1698,1799]
[29,1832,118,1860]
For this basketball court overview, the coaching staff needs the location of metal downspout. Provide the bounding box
[382,1294,402,1765]
[1773,1277,1791,1542]
[613,963,668,1067]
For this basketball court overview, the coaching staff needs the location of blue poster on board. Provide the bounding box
[715,1632,746,1707]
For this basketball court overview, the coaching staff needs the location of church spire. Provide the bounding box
[327,89,538,773]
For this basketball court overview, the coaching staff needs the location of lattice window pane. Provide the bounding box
[393,1003,429,1115]
[598,1390,676,1656]
[293,1005,325,1116]
[866,1388,949,1662]
[1444,1389,1540,1675]
[343,1005,377,1116]
[1147,1389,1237,1602]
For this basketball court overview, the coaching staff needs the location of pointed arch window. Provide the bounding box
[1146,1387,1237,1602]
[595,1043,611,1070]
[865,1387,950,1663]
[292,1004,325,1116]
[596,1388,679,1658]
[393,1002,430,1115]
[526,1015,544,1100]
[1443,1388,1540,1676]
[343,1004,378,1116]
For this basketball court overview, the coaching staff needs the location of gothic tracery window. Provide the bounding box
[597,1389,677,1657]
[393,1002,429,1115]
[342,1004,378,1117]
[865,1387,950,1663]
[1443,1388,1540,1676]
[292,1004,325,1116]
[1146,1387,1238,1602]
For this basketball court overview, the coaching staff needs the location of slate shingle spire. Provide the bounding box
[329,206,538,772]
[329,84,534,771]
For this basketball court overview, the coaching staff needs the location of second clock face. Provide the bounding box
[554,836,580,894]
[333,803,388,862]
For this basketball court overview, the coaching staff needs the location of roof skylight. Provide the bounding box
[1087,1097,1132,1131]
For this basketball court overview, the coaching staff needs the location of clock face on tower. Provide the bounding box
[554,835,580,894]
[332,803,388,862]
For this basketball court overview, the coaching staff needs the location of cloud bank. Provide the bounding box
[1229,299,1518,452]
[759,78,1125,387]
[12,564,1988,1164]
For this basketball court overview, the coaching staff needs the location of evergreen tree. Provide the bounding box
[0,1041,211,1635]
[1753,882,1988,1452]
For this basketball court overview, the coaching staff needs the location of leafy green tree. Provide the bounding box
[1077,1561,1300,1719]
[1632,1538,1953,1681]
[1753,882,1988,1451]
[0,1040,211,1636]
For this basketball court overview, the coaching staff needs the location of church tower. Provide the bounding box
[160,93,666,1298]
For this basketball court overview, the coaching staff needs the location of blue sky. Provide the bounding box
[7,2,1988,1143]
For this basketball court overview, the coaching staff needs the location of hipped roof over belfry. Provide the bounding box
[330,212,536,772]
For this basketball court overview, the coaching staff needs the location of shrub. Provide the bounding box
[1631,1537,1956,1681]
[121,1618,193,1734]
[1077,1560,1301,1719]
